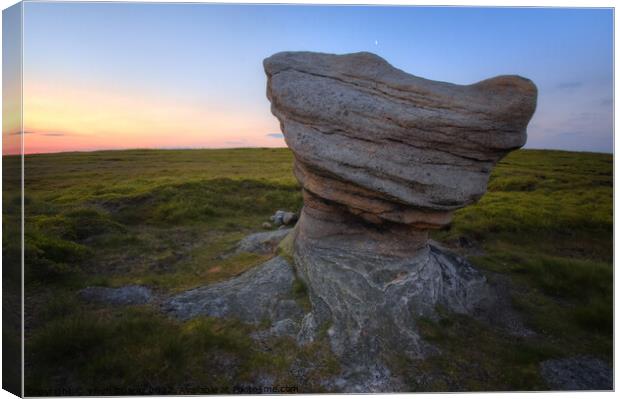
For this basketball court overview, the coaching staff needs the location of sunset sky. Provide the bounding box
[5,3,615,154]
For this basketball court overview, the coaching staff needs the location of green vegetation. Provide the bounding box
[28,305,337,395]
[18,148,612,393]
[291,276,312,313]
[3,155,24,395]
[417,149,613,391]
[23,149,301,289]
[392,312,561,391]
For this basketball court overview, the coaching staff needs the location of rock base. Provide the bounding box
[162,256,304,323]
[289,208,493,391]
[162,227,505,392]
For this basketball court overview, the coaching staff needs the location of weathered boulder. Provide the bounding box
[264,51,537,390]
[270,210,298,226]
[264,51,537,231]
[79,285,153,306]
[540,356,612,390]
[234,228,292,255]
[162,256,304,323]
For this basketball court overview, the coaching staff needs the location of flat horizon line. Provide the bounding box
[2,146,614,157]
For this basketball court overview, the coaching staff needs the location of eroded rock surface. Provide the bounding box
[162,256,304,323]
[263,51,538,390]
[79,285,153,306]
[270,210,298,226]
[540,356,613,390]
[264,51,537,230]
[234,228,292,255]
[291,228,493,391]
[160,52,538,393]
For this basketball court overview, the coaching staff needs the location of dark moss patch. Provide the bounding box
[291,277,311,312]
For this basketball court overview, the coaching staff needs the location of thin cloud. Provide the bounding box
[11,130,68,137]
[553,131,583,138]
[266,133,284,139]
[225,139,248,146]
[8,131,32,135]
[555,81,583,90]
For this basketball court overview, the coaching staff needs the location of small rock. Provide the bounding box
[262,222,272,229]
[235,228,292,254]
[79,285,153,306]
[282,212,298,226]
[270,210,297,226]
[540,356,612,390]
[270,210,286,225]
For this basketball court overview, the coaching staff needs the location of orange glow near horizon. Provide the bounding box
[22,78,285,154]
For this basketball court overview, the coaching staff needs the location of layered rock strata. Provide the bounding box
[263,51,537,389]
[265,51,536,231]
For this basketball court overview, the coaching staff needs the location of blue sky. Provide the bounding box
[19,3,614,153]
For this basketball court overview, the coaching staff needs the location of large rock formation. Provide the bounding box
[265,51,536,232]
[264,51,537,390]
[163,52,537,392]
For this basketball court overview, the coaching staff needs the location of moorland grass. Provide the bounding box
[15,147,612,393]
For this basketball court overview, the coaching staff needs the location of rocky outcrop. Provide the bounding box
[160,52,537,393]
[540,357,612,390]
[163,256,304,323]
[79,285,153,306]
[264,51,537,390]
[264,51,537,231]
[234,228,292,255]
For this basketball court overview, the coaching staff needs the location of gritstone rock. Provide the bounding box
[264,51,537,391]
